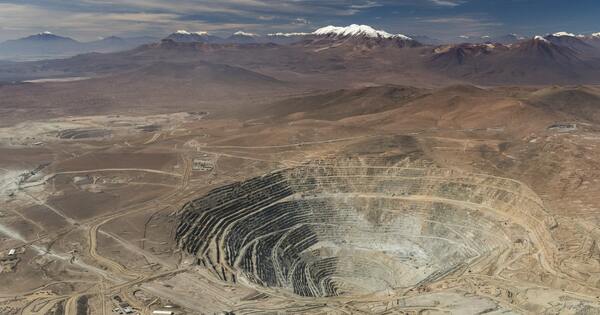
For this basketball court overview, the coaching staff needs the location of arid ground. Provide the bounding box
[2,36,600,314]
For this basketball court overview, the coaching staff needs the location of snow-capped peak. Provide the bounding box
[552,31,575,37]
[267,32,310,37]
[533,35,549,43]
[233,31,258,37]
[313,24,412,40]
[592,33,600,38]
[40,31,53,35]
[174,30,208,36]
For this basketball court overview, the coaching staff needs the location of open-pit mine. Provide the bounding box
[176,159,550,299]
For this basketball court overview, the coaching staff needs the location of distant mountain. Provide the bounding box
[0,32,83,58]
[90,36,126,46]
[0,32,157,61]
[265,33,311,45]
[513,36,582,62]
[165,30,221,43]
[3,27,600,86]
[164,30,263,44]
[489,34,523,44]
[86,36,157,53]
[227,31,260,44]
[302,24,421,48]
[456,34,523,44]
[21,32,77,42]
[163,25,420,48]
[583,33,600,49]
[437,36,582,65]
[409,35,442,45]
[431,43,504,66]
[543,32,596,54]
[312,25,411,39]
[121,60,284,89]
[455,35,483,43]
[429,35,600,84]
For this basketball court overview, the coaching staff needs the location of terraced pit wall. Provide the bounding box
[175,160,556,298]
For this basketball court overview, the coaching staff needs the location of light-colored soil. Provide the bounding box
[1,84,600,314]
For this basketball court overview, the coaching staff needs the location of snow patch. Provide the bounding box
[174,30,208,35]
[313,24,412,40]
[267,32,310,37]
[233,31,258,37]
[534,35,549,43]
[552,32,575,37]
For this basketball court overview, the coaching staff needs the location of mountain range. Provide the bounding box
[454,34,524,44]
[0,32,157,61]
[161,27,600,48]
[3,25,600,63]
[1,25,600,86]
[162,25,418,46]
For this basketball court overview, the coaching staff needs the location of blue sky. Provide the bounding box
[0,0,598,41]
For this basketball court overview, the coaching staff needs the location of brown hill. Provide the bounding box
[257,85,427,121]
[304,85,584,134]
[428,38,600,84]
[526,86,600,123]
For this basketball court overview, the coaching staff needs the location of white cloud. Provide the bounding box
[429,0,463,6]
[351,1,382,9]
[0,3,261,41]
[293,18,311,25]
